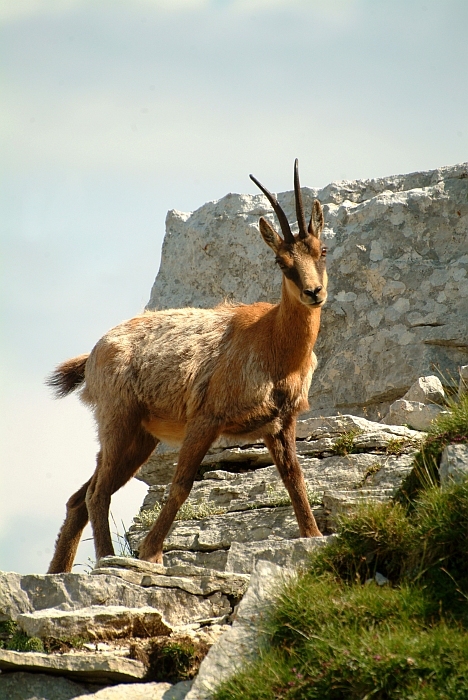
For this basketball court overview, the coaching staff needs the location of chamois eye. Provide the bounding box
[321,247,327,257]
[275,257,287,269]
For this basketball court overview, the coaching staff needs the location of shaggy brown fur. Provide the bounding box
[47,161,328,573]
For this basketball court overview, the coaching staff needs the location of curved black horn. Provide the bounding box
[250,174,295,244]
[294,158,308,240]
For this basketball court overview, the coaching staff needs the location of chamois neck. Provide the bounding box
[273,278,321,369]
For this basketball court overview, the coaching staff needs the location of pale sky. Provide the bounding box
[1,0,467,574]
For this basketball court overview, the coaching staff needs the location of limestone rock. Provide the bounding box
[92,557,250,598]
[224,536,335,574]
[146,163,468,420]
[136,416,422,488]
[381,399,446,430]
[459,365,468,399]
[85,681,190,699]
[185,560,287,700]
[402,375,446,405]
[0,671,91,700]
[0,649,146,684]
[17,605,172,641]
[0,572,231,627]
[129,505,327,556]
[439,444,468,486]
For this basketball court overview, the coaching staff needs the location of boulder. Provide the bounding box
[402,376,446,405]
[146,163,468,420]
[439,444,468,486]
[381,399,447,430]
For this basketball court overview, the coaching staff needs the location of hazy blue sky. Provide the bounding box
[1,0,467,574]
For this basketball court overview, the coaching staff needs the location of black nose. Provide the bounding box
[304,286,323,300]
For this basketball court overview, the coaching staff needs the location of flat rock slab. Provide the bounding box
[0,649,146,684]
[137,417,422,486]
[225,536,335,574]
[92,558,249,598]
[0,572,231,627]
[137,451,416,521]
[85,681,191,699]
[17,605,172,641]
[0,671,93,700]
[129,505,316,554]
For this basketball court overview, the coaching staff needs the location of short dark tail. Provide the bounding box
[46,354,89,398]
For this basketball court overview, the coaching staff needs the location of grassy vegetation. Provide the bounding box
[214,395,468,700]
[136,499,228,529]
[130,635,209,683]
[332,429,363,456]
[0,621,44,652]
[397,392,468,505]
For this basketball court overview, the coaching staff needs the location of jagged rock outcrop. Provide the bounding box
[129,416,423,571]
[148,163,468,419]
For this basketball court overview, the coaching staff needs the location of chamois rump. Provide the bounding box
[47,160,328,574]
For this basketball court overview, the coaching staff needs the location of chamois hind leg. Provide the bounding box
[85,421,158,563]
[264,414,322,538]
[139,419,220,564]
[48,418,157,574]
[48,477,92,574]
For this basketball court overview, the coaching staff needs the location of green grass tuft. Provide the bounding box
[332,430,363,456]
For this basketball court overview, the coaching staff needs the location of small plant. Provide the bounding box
[333,429,363,456]
[1,621,44,653]
[136,499,227,529]
[357,462,382,486]
[130,636,209,683]
[43,636,87,653]
[385,437,407,455]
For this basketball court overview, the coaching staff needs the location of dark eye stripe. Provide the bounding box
[281,265,302,288]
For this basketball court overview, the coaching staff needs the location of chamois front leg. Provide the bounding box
[264,415,322,538]
[139,420,220,564]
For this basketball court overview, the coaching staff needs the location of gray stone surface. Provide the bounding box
[0,572,230,627]
[0,671,92,700]
[381,399,446,430]
[224,536,335,574]
[402,375,446,405]
[17,606,172,641]
[129,505,310,555]
[146,163,468,420]
[439,444,468,486]
[136,416,422,487]
[85,682,177,700]
[0,649,146,684]
[185,561,287,700]
[459,365,468,399]
[92,558,249,598]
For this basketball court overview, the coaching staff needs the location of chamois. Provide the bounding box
[47,160,328,574]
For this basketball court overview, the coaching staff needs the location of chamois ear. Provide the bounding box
[259,217,282,252]
[308,200,324,239]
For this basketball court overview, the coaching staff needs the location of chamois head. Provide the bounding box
[250,159,327,308]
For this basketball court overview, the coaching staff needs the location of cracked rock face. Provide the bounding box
[130,417,422,571]
[147,163,468,419]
